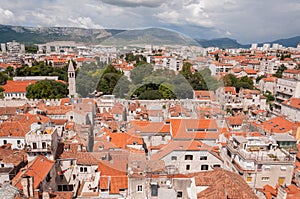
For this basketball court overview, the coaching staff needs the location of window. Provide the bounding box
[32,142,37,149]
[264,166,270,171]
[185,155,193,160]
[200,156,207,160]
[17,140,21,144]
[262,177,269,181]
[1,164,4,167]
[247,177,252,183]
[278,177,285,185]
[3,140,7,145]
[137,185,143,192]
[280,166,287,171]
[84,167,87,172]
[42,142,46,149]
[171,156,177,160]
[201,165,209,170]
[177,191,183,198]
[186,165,190,170]
[213,164,221,168]
[80,167,83,172]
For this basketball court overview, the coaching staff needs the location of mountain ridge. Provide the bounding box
[0,24,299,48]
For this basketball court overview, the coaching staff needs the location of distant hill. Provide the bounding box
[0,24,124,45]
[259,36,300,48]
[196,38,249,49]
[100,28,199,46]
[0,24,299,48]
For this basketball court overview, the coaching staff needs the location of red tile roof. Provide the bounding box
[98,159,128,194]
[224,87,237,95]
[261,116,295,133]
[12,155,55,190]
[282,98,300,110]
[150,140,214,161]
[0,145,27,166]
[194,90,216,101]
[187,169,257,199]
[170,118,219,139]
[226,116,244,126]
[2,80,36,93]
[130,121,170,134]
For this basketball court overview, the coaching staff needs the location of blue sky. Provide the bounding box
[0,0,299,43]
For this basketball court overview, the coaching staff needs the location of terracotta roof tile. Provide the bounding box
[2,80,36,93]
[187,169,257,199]
[0,145,27,166]
[261,116,295,133]
[12,156,55,190]
[282,98,300,110]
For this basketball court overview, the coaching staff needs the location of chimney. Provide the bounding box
[42,192,50,199]
[21,176,34,198]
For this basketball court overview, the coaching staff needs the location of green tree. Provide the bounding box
[273,64,287,78]
[0,72,8,85]
[26,80,68,99]
[256,75,267,83]
[97,64,123,94]
[159,83,176,99]
[113,76,131,98]
[130,64,153,85]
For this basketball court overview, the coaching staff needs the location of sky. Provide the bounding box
[0,0,299,44]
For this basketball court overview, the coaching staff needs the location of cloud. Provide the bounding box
[0,0,299,43]
[155,0,214,28]
[101,0,165,8]
[68,17,104,29]
[0,7,14,23]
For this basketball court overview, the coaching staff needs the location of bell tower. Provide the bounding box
[68,60,77,98]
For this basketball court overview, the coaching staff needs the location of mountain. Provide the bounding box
[195,38,249,49]
[100,28,199,46]
[0,24,124,45]
[260,36,300,48]
[0,24,299,48]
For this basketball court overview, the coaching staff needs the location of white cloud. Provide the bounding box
[101,0,165,8]
[0,7,14,23]
[0,0,299,43]
[154,0,214,28]
[68,17,104,29]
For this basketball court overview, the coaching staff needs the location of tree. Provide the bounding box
[97,64,123,94]
[273,64,287,78]
[26,80,68,99]
[113,76,131,98]
[130,64,153,85]
[174,83,193,99]
[138,90,163,100]
[0,72,8,85]
[159,83,176,99]
[256,75,267,83]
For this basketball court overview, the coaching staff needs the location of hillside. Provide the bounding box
[0,24,299,48]
[260,36,300,48]
[0,24,124,45]
[196,38,249,49]
[100,28,199,46]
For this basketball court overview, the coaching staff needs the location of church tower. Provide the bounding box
[68,60,77,98]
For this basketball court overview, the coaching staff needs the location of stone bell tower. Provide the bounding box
[68,60,77,98]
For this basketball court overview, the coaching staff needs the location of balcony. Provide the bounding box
[226,142,294,164]
[25,145,52,152]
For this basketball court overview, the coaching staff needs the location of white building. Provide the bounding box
[221,135,295,189]
[281,98,300,122]
[25,125,59,162]
[150,140,223,174]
